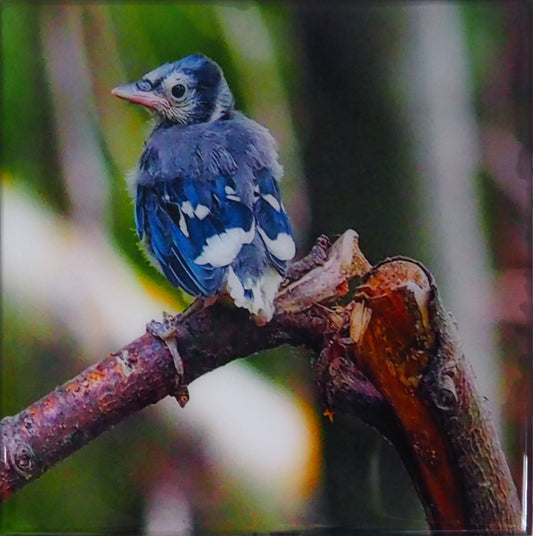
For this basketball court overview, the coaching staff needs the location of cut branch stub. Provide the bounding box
[343,257,521,533]
[276,229,371,314]
[349,258,466,529]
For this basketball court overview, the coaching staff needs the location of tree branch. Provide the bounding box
[0,230,521,534]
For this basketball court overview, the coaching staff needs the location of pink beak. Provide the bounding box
[111,82,167,111]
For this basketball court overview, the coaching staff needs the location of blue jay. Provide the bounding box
[112,54,295,323]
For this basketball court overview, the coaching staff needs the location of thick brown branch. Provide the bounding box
[0,231,365,501]
[0,230,521,534]
[314,256,521,533]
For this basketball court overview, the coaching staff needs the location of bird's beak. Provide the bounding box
[111,82,166,111]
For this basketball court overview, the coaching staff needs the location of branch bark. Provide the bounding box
[0,230,521,533]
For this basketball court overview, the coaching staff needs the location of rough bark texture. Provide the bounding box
[0,230,522,534]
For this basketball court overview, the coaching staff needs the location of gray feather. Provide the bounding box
[138,112,280,186]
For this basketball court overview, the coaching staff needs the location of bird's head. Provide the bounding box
[112,54,234,125]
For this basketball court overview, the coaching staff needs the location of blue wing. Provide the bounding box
[136,173,254,297]
[253,169,296,273]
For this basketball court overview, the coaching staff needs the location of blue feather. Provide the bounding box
[136,183,225,296]
[135,170,256,297]
[253,169,295,272]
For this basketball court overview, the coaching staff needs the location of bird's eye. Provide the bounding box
[171,84,186,99]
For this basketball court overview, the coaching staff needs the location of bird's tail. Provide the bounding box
[225,264,282,323]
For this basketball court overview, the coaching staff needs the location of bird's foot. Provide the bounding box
[182,295,218,319]
[147,311,190,407]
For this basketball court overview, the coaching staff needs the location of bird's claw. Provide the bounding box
[147,312,190,407]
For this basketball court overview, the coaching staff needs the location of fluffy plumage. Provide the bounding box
[113,54,295,321]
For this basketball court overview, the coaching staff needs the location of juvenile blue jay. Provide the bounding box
[112,54,295,324]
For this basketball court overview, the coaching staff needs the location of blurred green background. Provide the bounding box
[1,1,530,534]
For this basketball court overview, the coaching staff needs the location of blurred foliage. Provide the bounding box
[1,5,65,211]
[2,1,529,533]
[461,3,506,94]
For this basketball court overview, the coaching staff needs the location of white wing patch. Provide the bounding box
[181,201,194,217]
[194,222,255,267]
[181,201,210,220]
[257,228,295,261]
[194,204,210,220]
[262,194,281,212]
[178,211,190,237]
